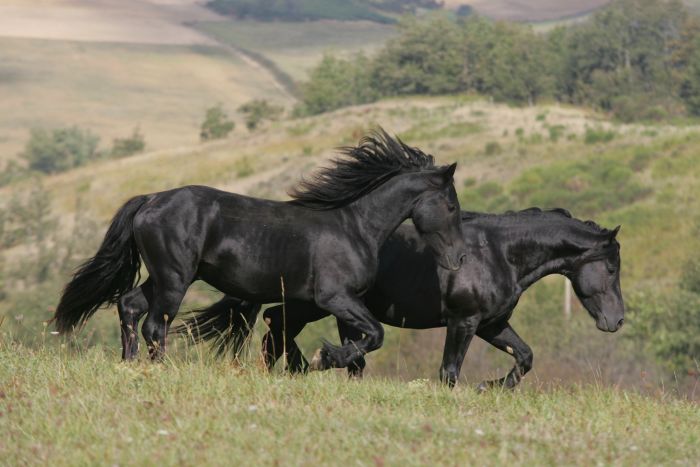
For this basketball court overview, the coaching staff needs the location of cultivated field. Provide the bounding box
[0,342,697,466]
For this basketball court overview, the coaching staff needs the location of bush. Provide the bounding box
[200,105,235,141]
[584,127,616,145]
[484,141,502,155]
[19,127,100,174]
[238,99,284,131]
[510,157,651,216]
[110,127,145,158]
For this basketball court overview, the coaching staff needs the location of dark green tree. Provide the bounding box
[370,16,467,96]
[298,54,377,115]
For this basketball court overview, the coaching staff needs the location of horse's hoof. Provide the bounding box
[309,348,324,371]
[476,382,489,393]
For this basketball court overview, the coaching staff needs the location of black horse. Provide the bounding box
[53,130,467,365]
[184,208,624,388]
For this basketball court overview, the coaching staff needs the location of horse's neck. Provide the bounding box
[511,224,594,290]
[349,176,421,250]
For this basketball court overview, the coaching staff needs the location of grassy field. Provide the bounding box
[0,37,293,164]
[0,342,697,466]
[2,96,700,392]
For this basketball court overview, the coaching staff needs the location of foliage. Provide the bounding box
[297,54,377,115]
[370,16,467,96]
[110,127,146,158]
[200,105,235,141]
[510,157,651,217]
[19,127,100,174]
[238,99,284,131]
[297,0,700,120]
[627,256,700,373]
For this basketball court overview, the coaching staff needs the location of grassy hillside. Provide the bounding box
[1,96,699,390]
[194,20,395,81]
[1,342,697,465]
[0,37,293,165]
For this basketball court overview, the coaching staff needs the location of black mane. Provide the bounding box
[461,207,610,235]
[288,129,436,210]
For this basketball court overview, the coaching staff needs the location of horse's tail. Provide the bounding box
[175,296,261,359]
[53,195,149,333]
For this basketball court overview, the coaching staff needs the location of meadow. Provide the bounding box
[1,341,698,466]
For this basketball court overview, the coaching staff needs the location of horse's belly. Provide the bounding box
[197,260,312,302]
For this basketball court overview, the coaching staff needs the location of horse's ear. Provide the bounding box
[428,163,457,187]
[609,225,621,240]
[440,163,457,185]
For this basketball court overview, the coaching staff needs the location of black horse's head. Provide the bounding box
[568,226,624,332]
[411,163,466,271]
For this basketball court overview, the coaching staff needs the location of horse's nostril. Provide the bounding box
[459,254,466,265]
[617,318,624,329]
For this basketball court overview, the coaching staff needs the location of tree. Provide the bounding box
[20,127,100,174]
[200,105,235,141]
[298,54,377,115]
[370,16,467,96]
[238,99,284,130]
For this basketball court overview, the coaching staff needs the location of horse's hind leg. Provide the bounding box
[476,321,533,391]
[117,279,153,360]
[336,319,366,378]
[142,284,187,360]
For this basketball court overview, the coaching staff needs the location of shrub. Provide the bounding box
[584,127,616,145]
[110,127,145,158]
[238,99,284,131]
[20,127,100,174]
[200,105,235,141]
[484,141,502,155]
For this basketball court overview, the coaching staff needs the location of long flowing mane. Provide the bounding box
[288,129,436,210]
[461,207,613,235]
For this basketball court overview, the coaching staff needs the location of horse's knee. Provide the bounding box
[365,325,384,351]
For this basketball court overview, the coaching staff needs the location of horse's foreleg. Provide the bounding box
[439,312,480,387]
[475,321,533,391]
[117,280,152,360]
[310,293,383,371]
[336,319,366,378]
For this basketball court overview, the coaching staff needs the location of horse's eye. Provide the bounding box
[447,204,457,212]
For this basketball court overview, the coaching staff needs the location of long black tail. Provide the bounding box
[175,296,261,359]
[53,195,149,333]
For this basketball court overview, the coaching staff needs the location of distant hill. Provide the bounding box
[442,0,612,22]
[206,0,442,23]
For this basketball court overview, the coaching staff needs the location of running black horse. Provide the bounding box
[53,130,467,365]
[184,208,624,388]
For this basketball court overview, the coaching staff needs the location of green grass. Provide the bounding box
[1,342,698,465]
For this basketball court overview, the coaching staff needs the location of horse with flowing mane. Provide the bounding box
[53,129,467,366]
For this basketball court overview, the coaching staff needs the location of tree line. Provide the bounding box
[297,0,700,121]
